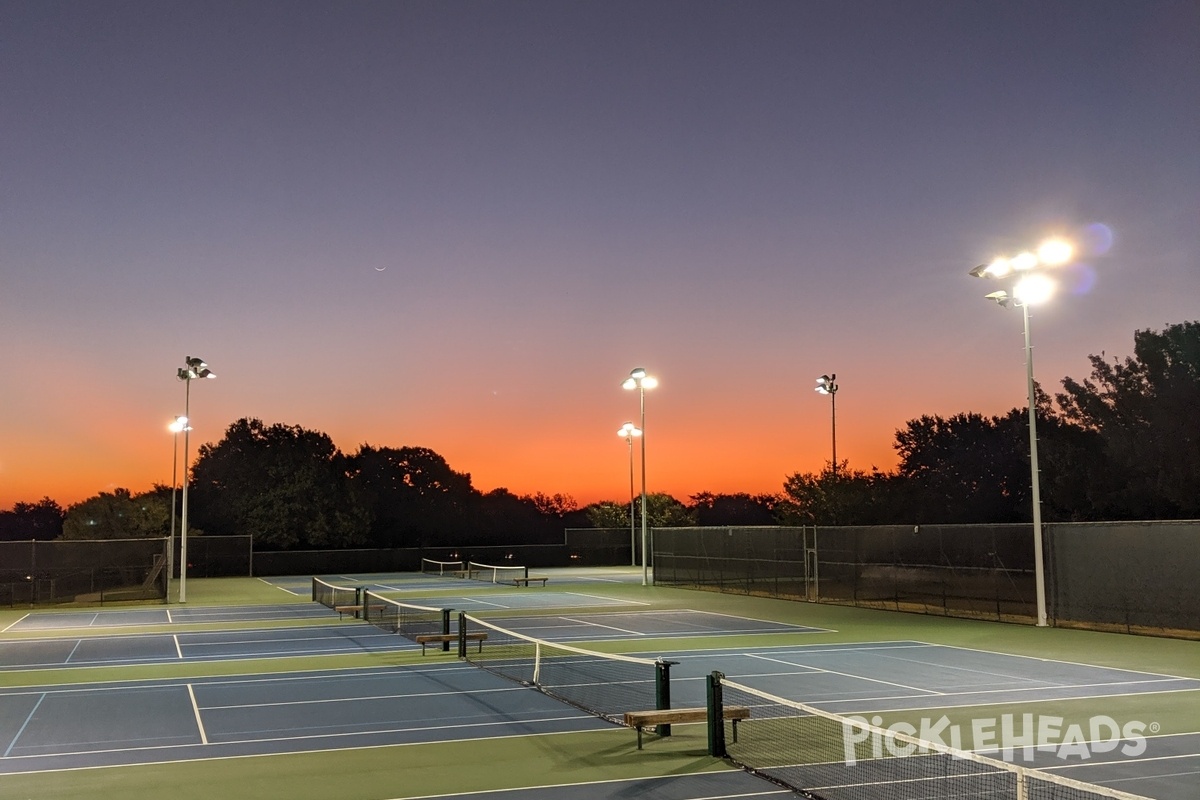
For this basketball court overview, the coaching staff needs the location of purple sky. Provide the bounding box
[2,1,1198,509]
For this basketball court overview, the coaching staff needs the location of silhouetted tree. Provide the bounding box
[1054,321,1200,518]
[893,412,1028,523]
[527,492,578,517]
[0,497,65,541]
[350,445,476,547]
[584,501,629,529]
[689,492,779,526]
[191,418,370,549]
[778,466,908,525]
[61,489,168,539]
[643,493,696,527]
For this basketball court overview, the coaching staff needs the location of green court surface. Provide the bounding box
[1,566,1198,800]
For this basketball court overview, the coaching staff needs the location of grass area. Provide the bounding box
[1,568,1197,800]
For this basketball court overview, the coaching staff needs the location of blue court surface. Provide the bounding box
[656,641,1200,714]
[390,591,637,610]
[4,627,1197,799]
[468,610,826,642]
[0,662,607,773]
[0,625,408,670]
[0,609,820,670]
[3,603,329,632]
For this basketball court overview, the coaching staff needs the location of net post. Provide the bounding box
[442,608,452,652]
[355,586,364,619]
[457,611,467,658]
[655,659,678,737]
[707,671,726,757]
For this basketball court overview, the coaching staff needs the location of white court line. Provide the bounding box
[918,640,1200,683]
[384,773,792,800]
[203,684,527,711]
[174,635,183,659]
[63,639,82,664]
[3,692,45,757]
[463,597,508,608]
[166,608,174,624]
[564,591,649,606]
[2,614,30,633]
[0,713,592,770]
[560,617,645,636]
[745,652,943,695]
[186,684,208,745]
[823,682,1200,715]
[86,613,101,627]
[257,577,301,595]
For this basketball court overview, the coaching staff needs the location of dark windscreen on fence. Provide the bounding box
[655,522,1198,635]
[1047,520,1200,635]
[0,538,168,606]
[654,524,1037,623]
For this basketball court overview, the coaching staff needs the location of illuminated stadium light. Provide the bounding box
[968,238,1077,628]
[814,374,839,478]
[175,355,215,604]
[622,368,656,586]
[618,422,642,568]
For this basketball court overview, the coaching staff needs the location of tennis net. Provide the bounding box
[467,561,528,584]
[709,674,1151,800]
[462,613,665,724]
[312,576,358,610]
[362,589,450,642]
[421,558,465,577]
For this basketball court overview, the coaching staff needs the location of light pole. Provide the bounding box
[969,237,1073,628]
[622,368,657,586]
[167,415,190,601]
[618,422,642,567]
[176,356,215,604]
[814,374,839,476]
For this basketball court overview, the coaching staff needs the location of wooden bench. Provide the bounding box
[414,632,488,655]
[336,604,386,623]
[511,576,548,587]
[624,706,750,749]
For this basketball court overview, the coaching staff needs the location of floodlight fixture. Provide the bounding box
[622,368,656,585]
[175,355,215,603]
[618,422,642,567]
[965,237,1080,628]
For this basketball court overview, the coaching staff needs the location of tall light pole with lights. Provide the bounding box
[814,374,839,476]
[969,237,1074,628]
[622,368,657,586]
[176,356,215,604]
[167,415,190,600]
[618,422,642,567]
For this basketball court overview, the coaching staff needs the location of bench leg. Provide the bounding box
[636,726,644,750]
[731,719,739,744]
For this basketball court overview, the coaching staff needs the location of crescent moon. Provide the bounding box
[375,266,386,272]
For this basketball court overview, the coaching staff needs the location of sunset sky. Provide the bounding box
[3,1,1197,511]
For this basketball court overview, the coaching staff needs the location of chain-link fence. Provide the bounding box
[654,522,1198,635]
[0,538,168,606]
[1047,520,1200,635]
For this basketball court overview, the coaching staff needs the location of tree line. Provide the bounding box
[2,322,1197,546]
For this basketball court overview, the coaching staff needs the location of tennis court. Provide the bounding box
[1,567,1197,800]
